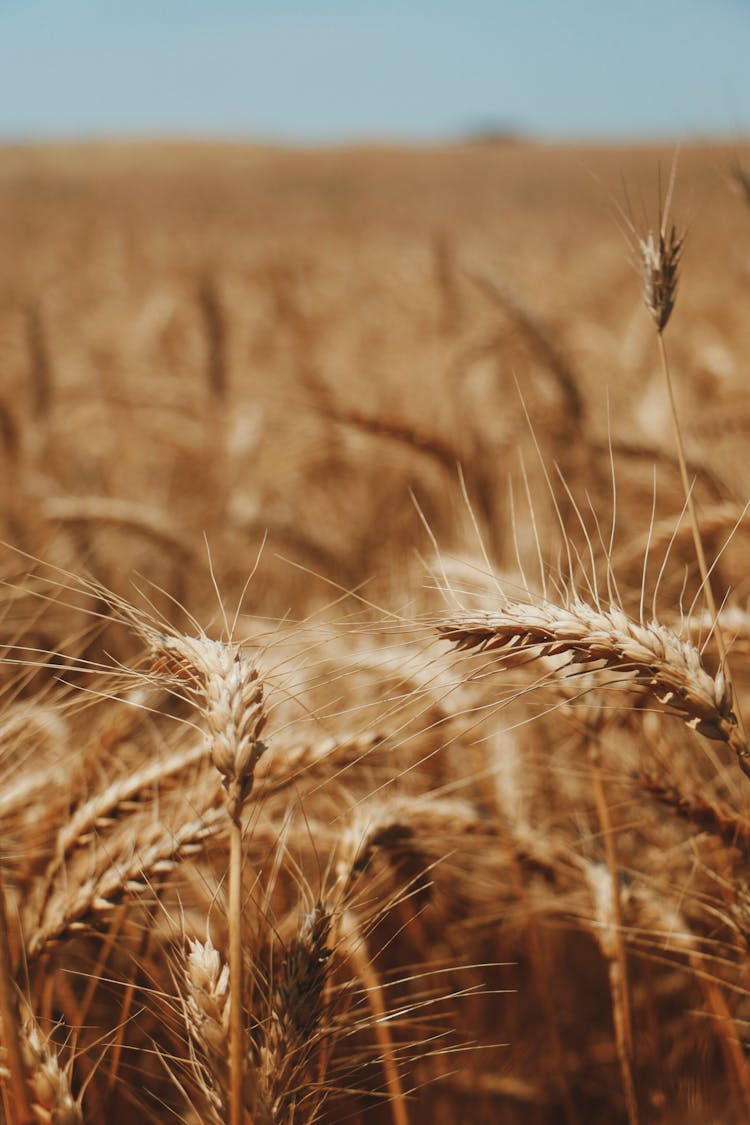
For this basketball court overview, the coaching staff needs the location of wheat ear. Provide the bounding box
[27,808,225,958]
[255,902,333,1125]
[331,798,483,1125]
[38,740,208,920]
[637,200,750,777]
[41,496,198,566]
[151,633,267,1125]
[639,773,750,850]
[439,597,748,766]
[184,937,231,1124]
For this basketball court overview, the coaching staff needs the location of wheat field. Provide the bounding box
[1,138,750,1123]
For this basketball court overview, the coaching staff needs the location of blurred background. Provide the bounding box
[1,0,750,619]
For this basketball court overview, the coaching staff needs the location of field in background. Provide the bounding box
[1,139,750,1122]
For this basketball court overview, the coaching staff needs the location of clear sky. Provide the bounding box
[1,0,749,143]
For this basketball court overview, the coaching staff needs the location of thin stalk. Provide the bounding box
[148,634,266,1124]
[79,905,128,1029]
[588,737,637,1125]
[508,853,580,1125]
[698,974,750,1118]
[589,756,633,1056]
[229,815,251,1125]
[107,922,150,1094]
[341,910,410,1125]
[607,953,639,1125]
[657,333,750,777]
[0,868,33,1125]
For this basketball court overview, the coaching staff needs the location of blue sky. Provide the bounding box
[1,0,749,143]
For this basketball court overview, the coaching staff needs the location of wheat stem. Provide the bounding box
[229,814,250,1125]
[588,738,636,1122]
[340,909,410,1125]
[698,975,750,1117]
[589,758,632,1054]
[586,862,638,1125]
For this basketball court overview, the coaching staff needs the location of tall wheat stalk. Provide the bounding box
[638,194,750,777]
[151,632,267,1125]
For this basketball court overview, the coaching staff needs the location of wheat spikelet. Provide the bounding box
[23,301,53,424]
[183,936,232,1124]
[611,503,743,573]
[197,275,228,403]
[468,271,585,426]
[0,1011,81,1125]
[688,605,750,654]
[638,224,684,334]
[335,796,482,905]
[0,703,71,836]
[322,404,459,473]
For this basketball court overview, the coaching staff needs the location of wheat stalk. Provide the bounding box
[584,861,639,1125]
[635,191,750,779]
[150,632,267,1125]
